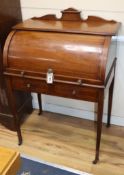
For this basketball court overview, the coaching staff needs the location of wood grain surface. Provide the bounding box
[0,110,124,175]
[0,147,20,175]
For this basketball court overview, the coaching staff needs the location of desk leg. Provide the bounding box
[107,59,116,127]
[93,90,104,164]
[5,78,22,145]
[107,77,114,127]
[37,93,42,115]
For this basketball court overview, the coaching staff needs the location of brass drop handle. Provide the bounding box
[26,83,31,88]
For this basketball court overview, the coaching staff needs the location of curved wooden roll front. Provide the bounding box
[3,29,112,86]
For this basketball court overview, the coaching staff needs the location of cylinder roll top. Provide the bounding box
[4,30,110,85]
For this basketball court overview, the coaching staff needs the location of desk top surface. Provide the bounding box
[13,8,121,36]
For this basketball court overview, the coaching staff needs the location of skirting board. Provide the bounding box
[32,98,124,127]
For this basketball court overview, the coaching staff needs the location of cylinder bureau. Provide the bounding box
[3,8,121,163]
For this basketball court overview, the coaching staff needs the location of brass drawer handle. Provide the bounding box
[21,71,25,77]
[77,79,83,85]
[72,90,76,95]
[26,83,31,88]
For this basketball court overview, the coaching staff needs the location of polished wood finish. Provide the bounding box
[0,146,20,175]
[37,93,42,115]
[10,77,98,102]
[0,0,33,130]
[5,31,110,85]
[5,78,22,145]
[107,59,116,127]
[3,8,120,163]
[107,78,114,127]
[93,90,104,164]
[15,8,120,36]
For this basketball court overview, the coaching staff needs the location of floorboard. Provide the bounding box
[0,110,124,175]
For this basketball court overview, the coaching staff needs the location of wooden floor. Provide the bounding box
[0,110,124,175]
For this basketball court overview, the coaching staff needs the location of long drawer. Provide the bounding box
[11,77,98,102]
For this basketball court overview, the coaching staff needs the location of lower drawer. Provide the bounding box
[11,77,98,102]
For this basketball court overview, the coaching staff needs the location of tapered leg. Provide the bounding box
[37,93,42,115]
[93,90,104,164]
[94,103,98,123]
[5,78,22,145]
[107,78,114,127]
[107,59,116,127]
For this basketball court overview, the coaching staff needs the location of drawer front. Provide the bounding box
[11,77,98,102]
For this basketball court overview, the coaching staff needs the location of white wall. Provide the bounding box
[20,0,124,126]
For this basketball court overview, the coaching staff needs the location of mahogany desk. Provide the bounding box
[3,8,121,163]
